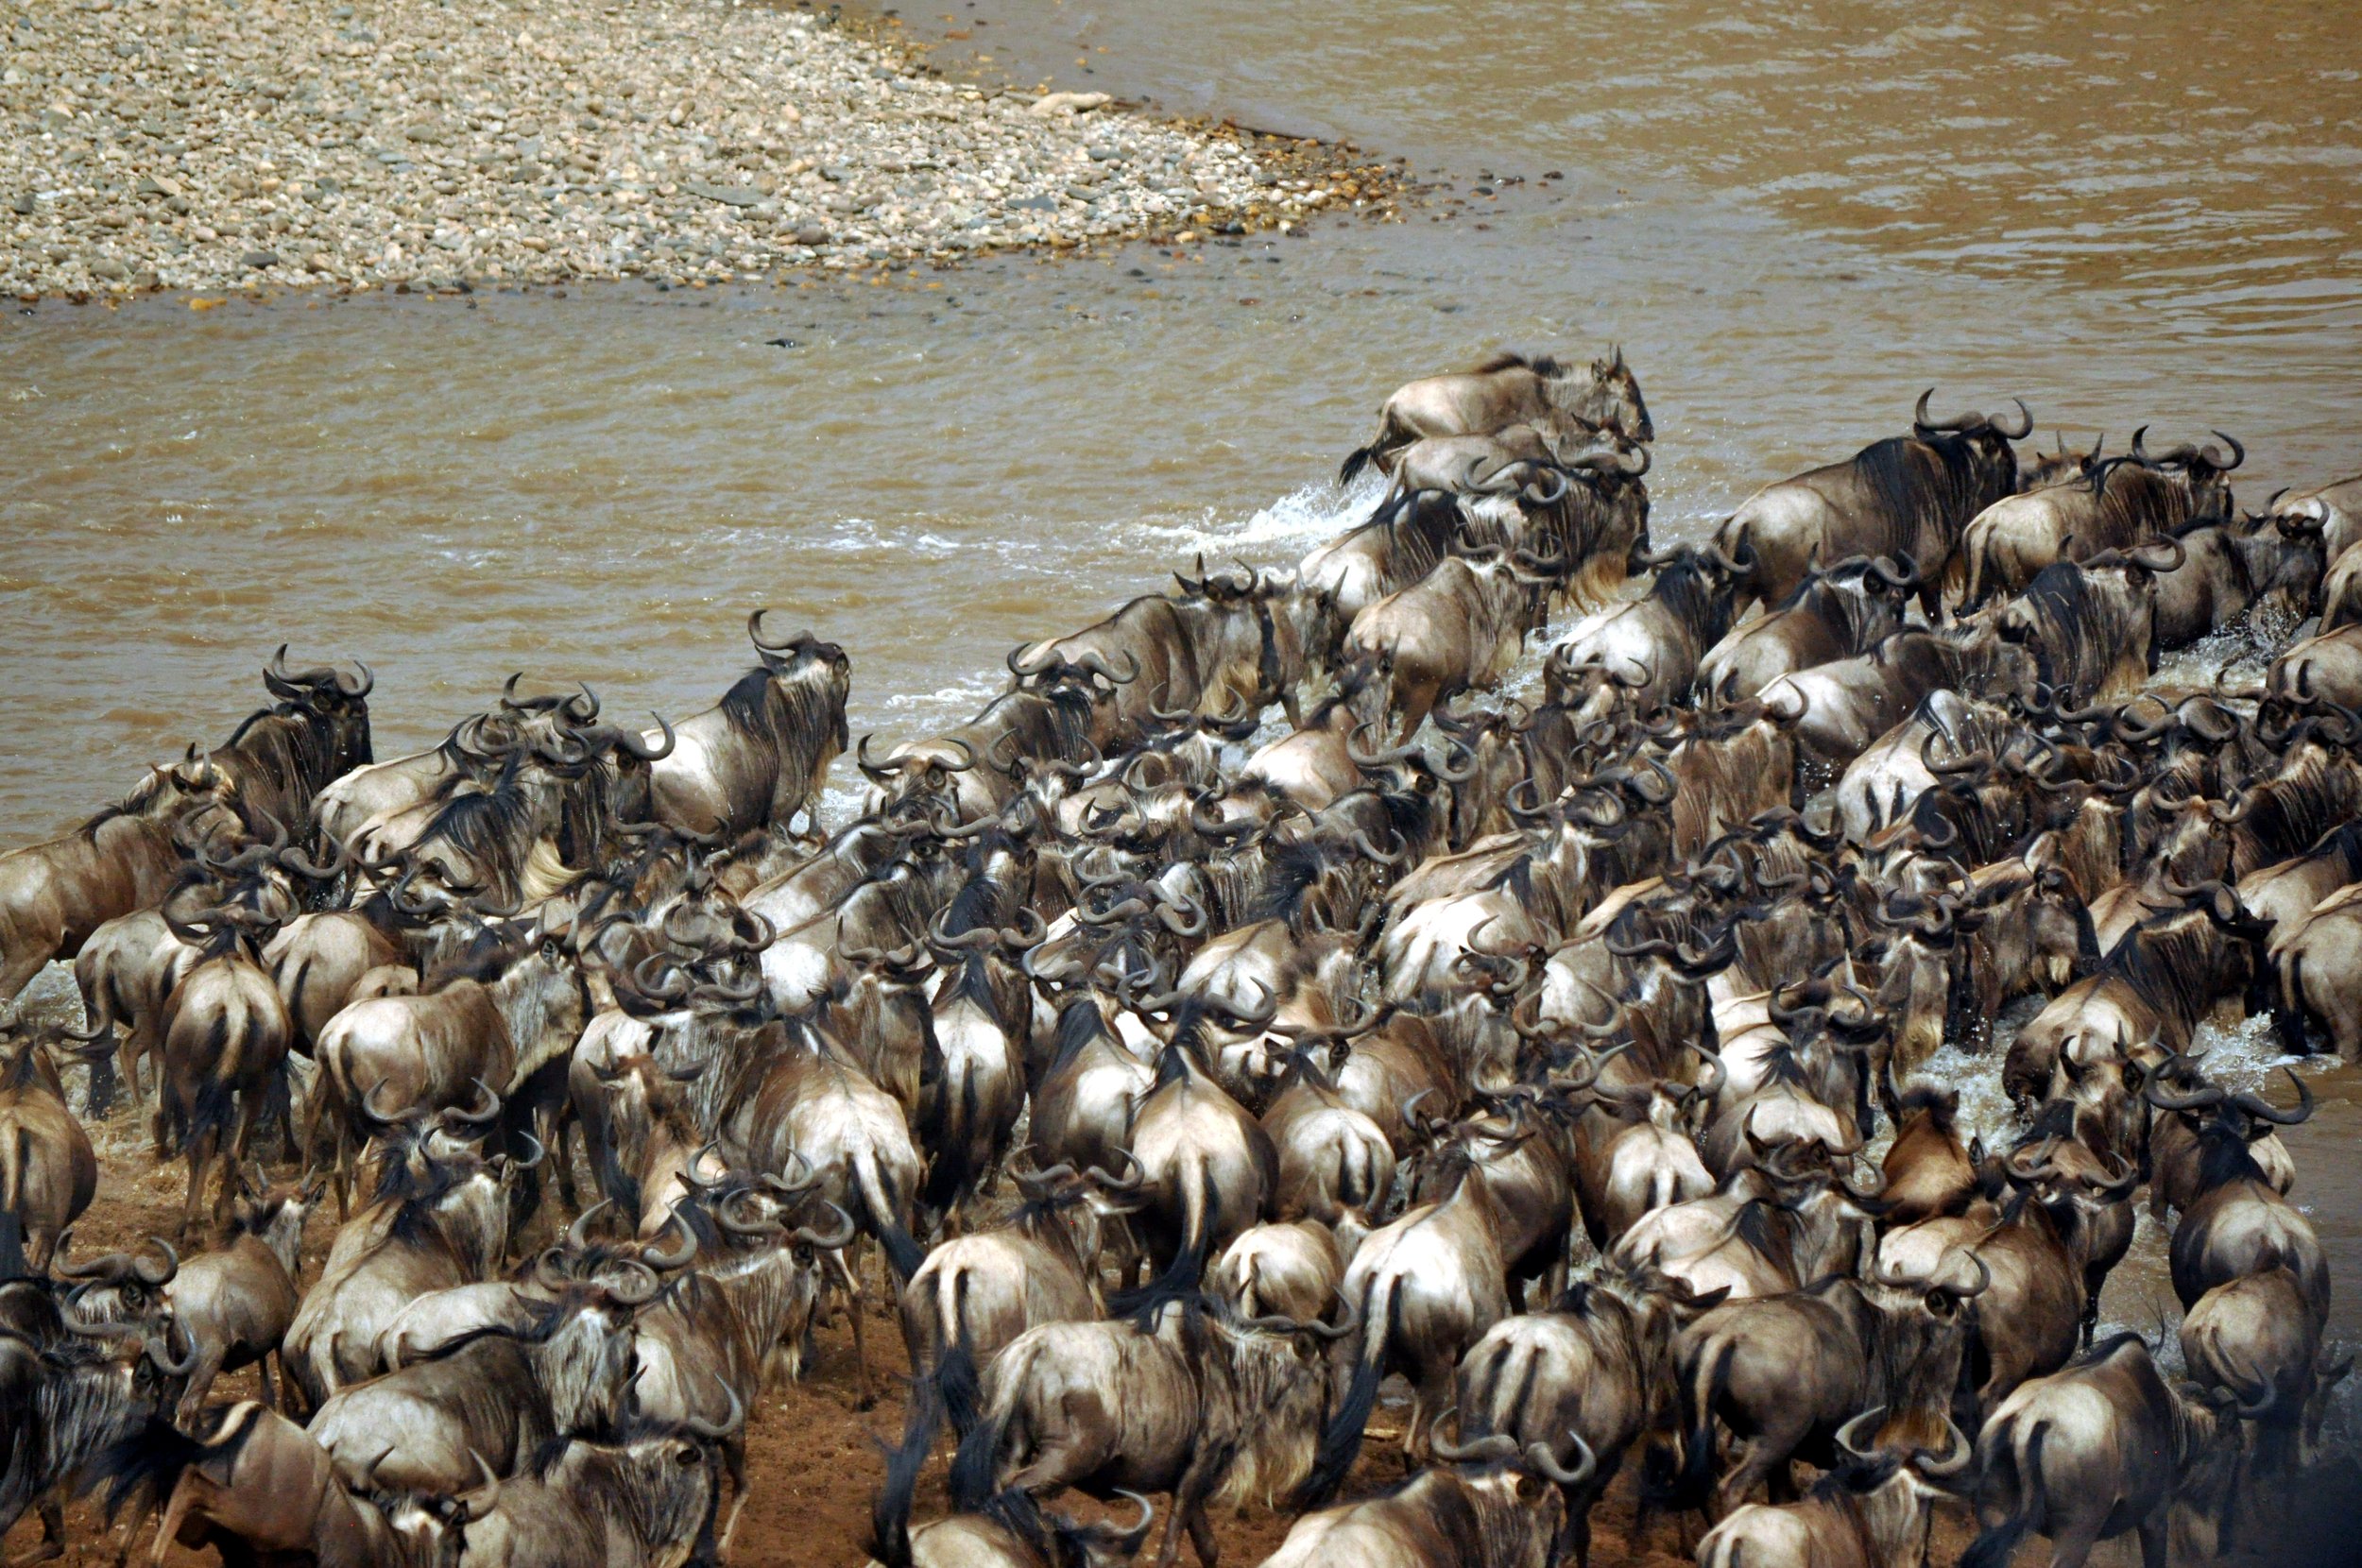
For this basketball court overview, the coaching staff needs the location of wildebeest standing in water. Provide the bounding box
[1713,390,2031,614]
[647,610,851,839]
[1339,349,1653,484]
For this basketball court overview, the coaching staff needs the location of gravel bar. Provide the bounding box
[0,0,1392,299]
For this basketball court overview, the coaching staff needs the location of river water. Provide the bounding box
[5,0,2361,1484]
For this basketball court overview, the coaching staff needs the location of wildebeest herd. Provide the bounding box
[3,347,2360,1568]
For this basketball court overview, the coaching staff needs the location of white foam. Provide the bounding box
[1133,473,1385,564]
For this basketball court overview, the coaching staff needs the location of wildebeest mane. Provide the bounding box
[2107,910,2228,1034]
[1470,349,1560,378]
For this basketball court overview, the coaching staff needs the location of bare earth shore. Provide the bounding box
[0,0,1400,299]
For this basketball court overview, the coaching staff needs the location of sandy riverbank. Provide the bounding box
[0,0,1400,299]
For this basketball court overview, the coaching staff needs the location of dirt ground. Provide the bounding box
[9,1138,2353,1568]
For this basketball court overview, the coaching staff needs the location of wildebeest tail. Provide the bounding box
[851,1148,925,1283]
[1340,445,1377,487]
[866,1372,942,1568]
[0,1127,26,1280]
[82,1409,213,1523]
[1676,1337,1737,1509]
[1960,1420,2045,1568]
[948,1354,1020,1513]
[1112,1157,1211,1312]
[2276,948,2312,1056]
[1297,1274,1398,1508]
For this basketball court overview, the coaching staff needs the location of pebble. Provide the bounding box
[0,0,1358,298]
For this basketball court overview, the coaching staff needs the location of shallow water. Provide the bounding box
[4,0,2362,1444]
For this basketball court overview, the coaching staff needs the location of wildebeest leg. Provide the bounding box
[542,1099,579,1211]
[1155,1449,1224,1568]
[1182,1486,1222,1568]
[9,1498,67,1565]
[1395,682,1441,746]
[176,1345,226,1428]
[2045,1517,2105,1568]
[257,1351,279,1411]
[1408,1361,1453,1468]
[1715,1435,1783,1518]
[828,1246,873,1408]
[181,1124,216,1243]
[714,1435,750,1559]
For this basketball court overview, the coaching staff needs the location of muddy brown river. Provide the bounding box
[5,0,2362,1497]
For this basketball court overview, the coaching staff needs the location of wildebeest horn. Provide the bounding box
[1836,1406,1889,1462]
[855,733,899,783]
[606,714,676,761]
[1941,1247,1992,1303]
[1100,1491,1156,1548]
[602,1258,663,1306]
[1429,1424,1520,1464]
[443,1078,504,1127]
[788,1201,859,1250]
[747,608,817,654]
[1347,722,1422,768]
[1574,443,1649,478]
[2142,1061,2225,1113]
[567,1198,615,1251]
[1871,553,1919,591]
[2230,1066,2313,1127]
[641,1210,701,1270]
[2124,537,2185,574]
[762,1150,825,1196]
[455,1453,504,1524]
[360,1078,412,1127]
[50,1234,119,1281]
[2201,430,2244,470]
[279,834,353,880]
[684,1373,745,1440]
[145,1321,200,1378]
[1351,828,1408,866]
[1992,398,2034,439]
[1076,650,1139,687]
[1913,1415,1977,1477]
[1525,1431,1598,1487]
[1087,1148,1149,1193]
[1155,893,1210,938]
[132,1236,180,1287]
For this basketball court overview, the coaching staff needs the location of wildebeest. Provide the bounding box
[648,611,849,838]
[1960,1334,2239,1568]
[953,1295,1346,1568]
[1712,391,2029,613]
[1343,548,1557,741]
[1454,1269,1726,1566]
[1955,432,2241,609]
[0,1026,97,1278]
[0,758,245,1001]
[1997,541,2184,703]
[1268,1433,1581,1568]
[1339,349,1653,484]
[1694,554,1917,707]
